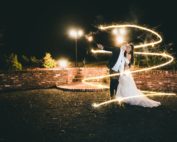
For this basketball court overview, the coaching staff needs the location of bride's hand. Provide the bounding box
[97,44,104,50]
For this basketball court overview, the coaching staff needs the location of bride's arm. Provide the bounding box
[124,54,131,70]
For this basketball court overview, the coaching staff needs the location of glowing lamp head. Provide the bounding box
[87,36,93,42]
[68,29,84,38]
[58,59,68,69]
[119,28,127,35]
[112,28,118,35]
[78,30,84,37]
[69,30,77,38]
[116,36,125,44]
[112,28,127,35]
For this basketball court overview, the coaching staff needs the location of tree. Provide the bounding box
[30,56,42,67]
[7,53,22,71]
[43,52,56,68]
[21,55,30,67]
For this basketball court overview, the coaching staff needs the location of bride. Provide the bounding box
[115,44,161,107]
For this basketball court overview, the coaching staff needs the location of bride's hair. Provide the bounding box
[129,43,134,67]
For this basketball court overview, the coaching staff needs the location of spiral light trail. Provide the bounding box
[82,24,175,108]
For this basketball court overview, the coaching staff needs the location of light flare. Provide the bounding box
[112,28,119,35]
[119,28,127,35]
[86,35,93,42]
[116,36,125,44]
[58,59,68,69]
[112,28,127,35]
[68,28,84,38]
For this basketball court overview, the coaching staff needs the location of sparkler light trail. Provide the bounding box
[82,51,174,84]
[99,24,162,49]
[92,91,176,108]
[82,24,175,108]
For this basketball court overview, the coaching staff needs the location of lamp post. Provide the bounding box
[69,29,84,67]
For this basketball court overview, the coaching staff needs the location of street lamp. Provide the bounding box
[86,35,93,42]
[58,59,68,69]
[112,28,127,46]
[116,36,125,44]
[112,28,127,36]
[68,28,84,67]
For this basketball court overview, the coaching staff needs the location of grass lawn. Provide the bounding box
[0,89,177,142]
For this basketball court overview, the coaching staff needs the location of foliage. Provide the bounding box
[134,54,165,66]
[30,56,42,67]
[7,53,22,71]
[43,52,56,68]
[21,55,30,67]
[22,55,30,63]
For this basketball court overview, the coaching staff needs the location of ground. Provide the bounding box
[0,89,177,142]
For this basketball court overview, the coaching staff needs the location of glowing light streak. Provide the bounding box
[99,24,162,49]
[92,92,176,108]
[83,51,174,83]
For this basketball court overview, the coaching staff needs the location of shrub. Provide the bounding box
[21,55,30,67]
[7,53,22,71]
[30,56,42,67]
[43,52,56,68]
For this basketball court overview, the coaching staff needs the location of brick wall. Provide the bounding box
[0,68,176,92]
[0,69,68,91]
[133,70,177,92]
[67,67,109,83]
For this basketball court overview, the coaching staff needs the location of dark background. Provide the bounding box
[0,0,177,61]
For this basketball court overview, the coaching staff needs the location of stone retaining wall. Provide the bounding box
[0,68,176,92]
[133,70,177,92]
[0,69,68,91]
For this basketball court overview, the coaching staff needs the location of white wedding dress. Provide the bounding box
[115,58,161,108]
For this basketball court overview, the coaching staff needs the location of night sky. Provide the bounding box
[0,0,177,60]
